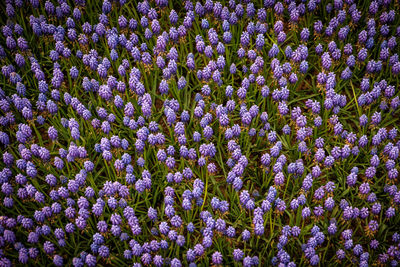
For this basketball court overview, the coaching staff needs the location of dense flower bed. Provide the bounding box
[0,0,400,266]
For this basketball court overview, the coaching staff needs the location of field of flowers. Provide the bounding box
[0,0,400,266]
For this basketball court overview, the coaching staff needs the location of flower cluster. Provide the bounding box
[0,0,400,266]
